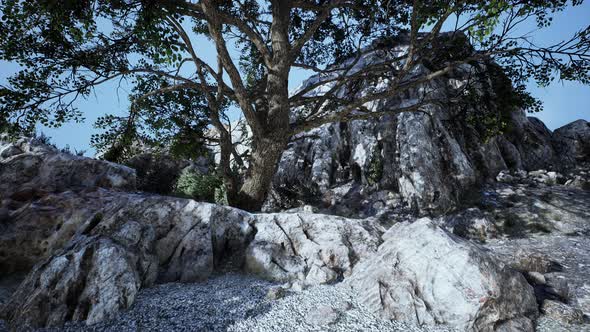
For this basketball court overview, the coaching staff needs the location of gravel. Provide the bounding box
[1,273,454,332]
[228,282,454,332]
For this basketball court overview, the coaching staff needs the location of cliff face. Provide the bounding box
[267,43,588,216]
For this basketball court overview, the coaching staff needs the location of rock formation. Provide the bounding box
[1,39,589,332]
[4,135,584,331]
[267,54,580,217]
[347,218,538,331]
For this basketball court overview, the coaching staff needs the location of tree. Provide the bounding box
[1,0,588,211]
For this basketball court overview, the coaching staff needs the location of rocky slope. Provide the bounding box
[1,36,590,331]
[1,123,589,331]
[266,46,590,217]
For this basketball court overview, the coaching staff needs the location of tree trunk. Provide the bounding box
[225,0,293,212]
[232,132,289,211]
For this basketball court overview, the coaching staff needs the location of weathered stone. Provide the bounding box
[265,286,288,300]
[0,137,136,201]
[510,250,562,274]
[3,231,158,329]
[496,170,515,183]
[0,189,260,329]
[244,213,383,285]
[526,271,547,285]
[553,119,590,166]
[266,46,575,216]
[305,305,340,326]
[484,234,590,319]
[445,207,497,241]
[541,300,585,325]
[347,218,538,331]
[0,145,22,159]
[483,183,590,237]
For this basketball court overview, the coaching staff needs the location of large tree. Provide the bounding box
[1,0,589,211]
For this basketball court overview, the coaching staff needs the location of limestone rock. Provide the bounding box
[1,188,385,329]
[496,170,515,183]
[541,300,585,325]
[244,213,383,285]
[268,47,573,216]
[0,137,135,201]
[509,249,563,274]
[553,119,590,166]
[444,208,497,241]
[3,231,158,328]
[0,189,259,329]
[347,218,538,331]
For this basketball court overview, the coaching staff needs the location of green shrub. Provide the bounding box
[367,148,384,186]
[174,169,223,203]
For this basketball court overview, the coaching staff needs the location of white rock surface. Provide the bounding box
[346,218,538,331]
[245,213,383,285]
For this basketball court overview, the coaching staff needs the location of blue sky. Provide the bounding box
[0,3,588,156]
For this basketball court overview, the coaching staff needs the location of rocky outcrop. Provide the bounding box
[245,213,383,285]
[3,231,157,328]
[347,218,539,331]
[268,53,568,217]
[441,207,497,241]
[0,136,135,202]
[0,188,255,328]
[0,183,381,328]
[498,112,558,171]
[553,120,590,166]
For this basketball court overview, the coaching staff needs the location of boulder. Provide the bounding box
[245,213,383,285]
[0,137,135,201]
[3,231,158,328]
[268,42,570,216]
[565,175,590,190]
[541,300,585,325]
[1,187,384,329]
[553,119,590,166]
[507,249,562,274]
[444,208,497,241]
[496,170,515,183]
[346,218,538,331]
[396,107,477,215]
[0,189,258,329]
[503,114,557,171]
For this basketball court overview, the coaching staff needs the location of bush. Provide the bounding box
[174,169,223,203]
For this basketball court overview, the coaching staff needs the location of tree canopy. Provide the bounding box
[1,0,588,210]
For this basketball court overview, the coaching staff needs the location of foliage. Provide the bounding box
[91,75,213,163]
[174,169,223,204]
[367,147,384,186]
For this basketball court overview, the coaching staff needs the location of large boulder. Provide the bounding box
[268,40,565,216]
[396,107,476,214]
[0,190,256,329]
[499,113,557,171]
[0,136,135,201]
[0,189,254,279]
[346,218,538,331]
[245,213,383,285]
[0,186,381,329]
[2,230,158,328]
[552,119,590,166]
